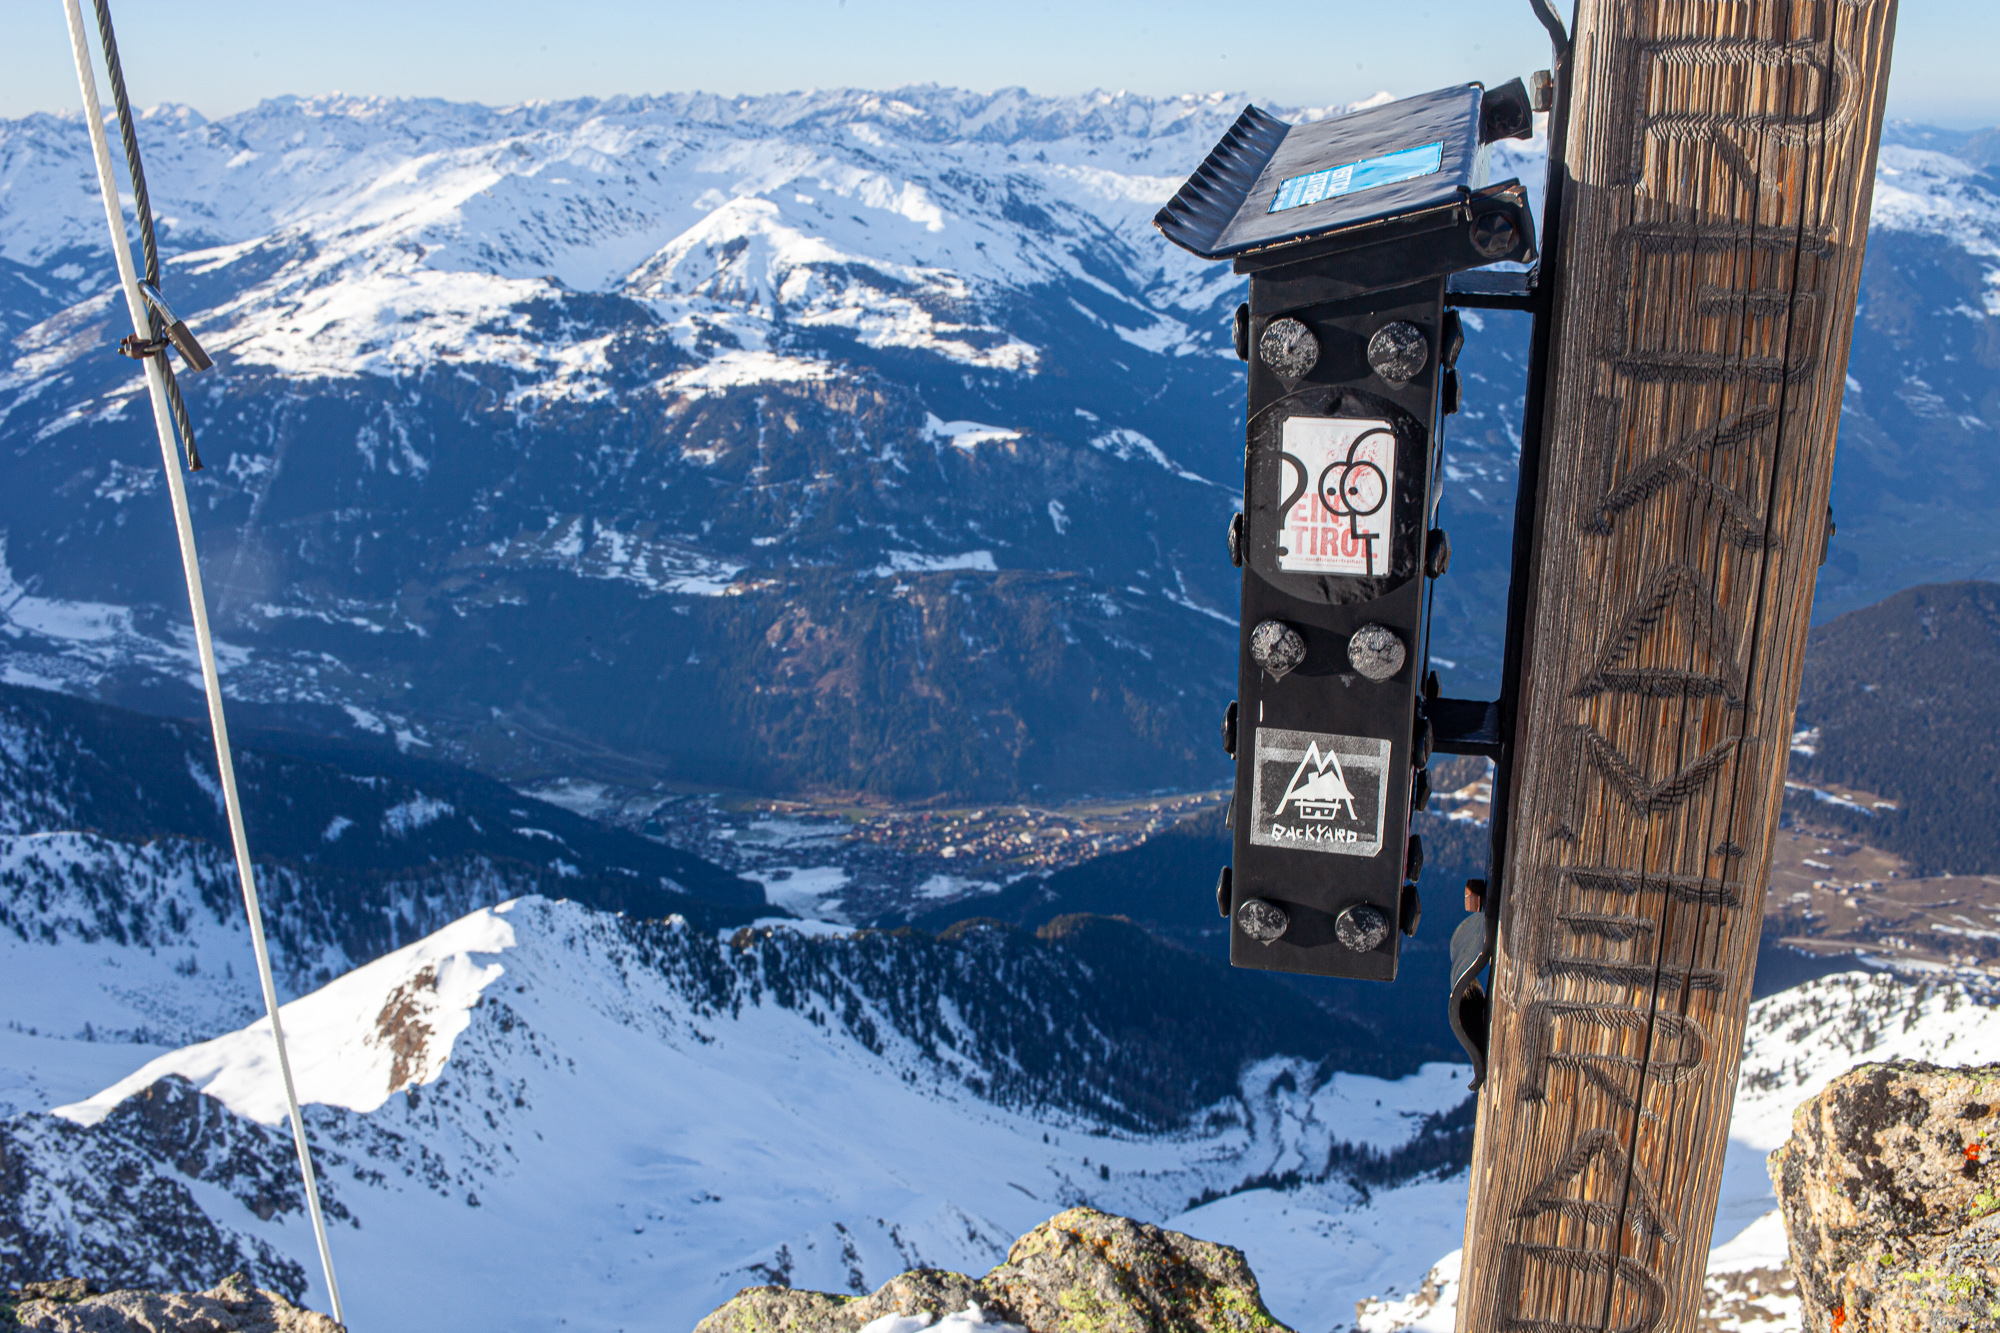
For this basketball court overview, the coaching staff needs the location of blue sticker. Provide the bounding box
[1267,141,1445,214]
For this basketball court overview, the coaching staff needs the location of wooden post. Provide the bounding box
[1456,3,1897,1331]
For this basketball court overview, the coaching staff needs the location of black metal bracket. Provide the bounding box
[1429,697,1504,759]
[112,330,205,473]
[1446,265,1539,311]
[1445,1,1579,1082]
[1449,912,1492,1085]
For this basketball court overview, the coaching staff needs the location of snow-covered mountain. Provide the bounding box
[7,885,1993,1333]
[3,893,1480,1331]
[4,89,1988,799]
[0,87,1544,800]
[0,676,776,1123]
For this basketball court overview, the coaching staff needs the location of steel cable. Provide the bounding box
[89,0,202,470]
[88,0,156,286]
[59,1,343,1322]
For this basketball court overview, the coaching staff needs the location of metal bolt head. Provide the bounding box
[1440,309,1465,368]
[1529,69,1555,113]
[1249,620,1307,679]
[1237,898,1289,944]
[1336,904,1390,953]
[1425,527,1452,579]
[1258,317,1320,380]
[1366,321,1428,383]
[1471,211,1519,258]
[1346,624,1405,682]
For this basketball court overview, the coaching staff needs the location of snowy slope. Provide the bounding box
[0,677,771,1120]
[11,859,1999,1333]
[5,895,1477,1332]
[14,890,1998,1333]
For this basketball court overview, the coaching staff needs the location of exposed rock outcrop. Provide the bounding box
[696,1207,1290,1333]
[0,1273,341,1332]
[1771,1060,2000,1331]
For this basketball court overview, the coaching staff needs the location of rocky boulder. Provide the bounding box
[0,1273,340,1332]
[695,1207,1289,1333]
[1771,1060,2000,1331]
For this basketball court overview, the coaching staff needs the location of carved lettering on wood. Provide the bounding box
[1544,726,1749,841]
[1462,1,1895,1329]
[1570,565,1749,707]
[1583,403,1781,547]
[1516,1129,1682,1243]
[1500,1245,1668,1333]
[1520,1000,1710,1110]
[1498,1130,1681,1333]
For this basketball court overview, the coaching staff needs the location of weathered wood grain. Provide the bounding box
[1456,3,1897,1331]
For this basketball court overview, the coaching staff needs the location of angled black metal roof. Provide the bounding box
[1155,84,1490,262]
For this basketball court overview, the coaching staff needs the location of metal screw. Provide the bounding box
[1259,317,1320,380]
[1471,212,1518,259]
[1250,620,1307,679]
[1529,70,1555,113]
[1426,528,1452,579]
[1346,624,1405,682]
[1336,904,1390,953]
[1366,321,1428,383]
[1237,898,1289,944]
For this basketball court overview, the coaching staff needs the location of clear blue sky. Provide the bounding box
[5,0,1996,128]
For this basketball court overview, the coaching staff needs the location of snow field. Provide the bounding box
[28,896,1477,1333]
[11,860,2000,1333]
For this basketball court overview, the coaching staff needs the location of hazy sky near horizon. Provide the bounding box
[6,0,1997,128]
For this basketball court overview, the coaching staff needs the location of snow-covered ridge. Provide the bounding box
[0,820,614,1095]
[6,91,1983,400]
[0,86,1411,396]
[6,895,1479,1332]
[14,884,2000,1333]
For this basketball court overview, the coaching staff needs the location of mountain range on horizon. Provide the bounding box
[3,85,1996,802]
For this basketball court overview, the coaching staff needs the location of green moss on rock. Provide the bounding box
[695,1208,1292,1333]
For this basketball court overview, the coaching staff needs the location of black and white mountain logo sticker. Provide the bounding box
[1248,727,1390,857]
